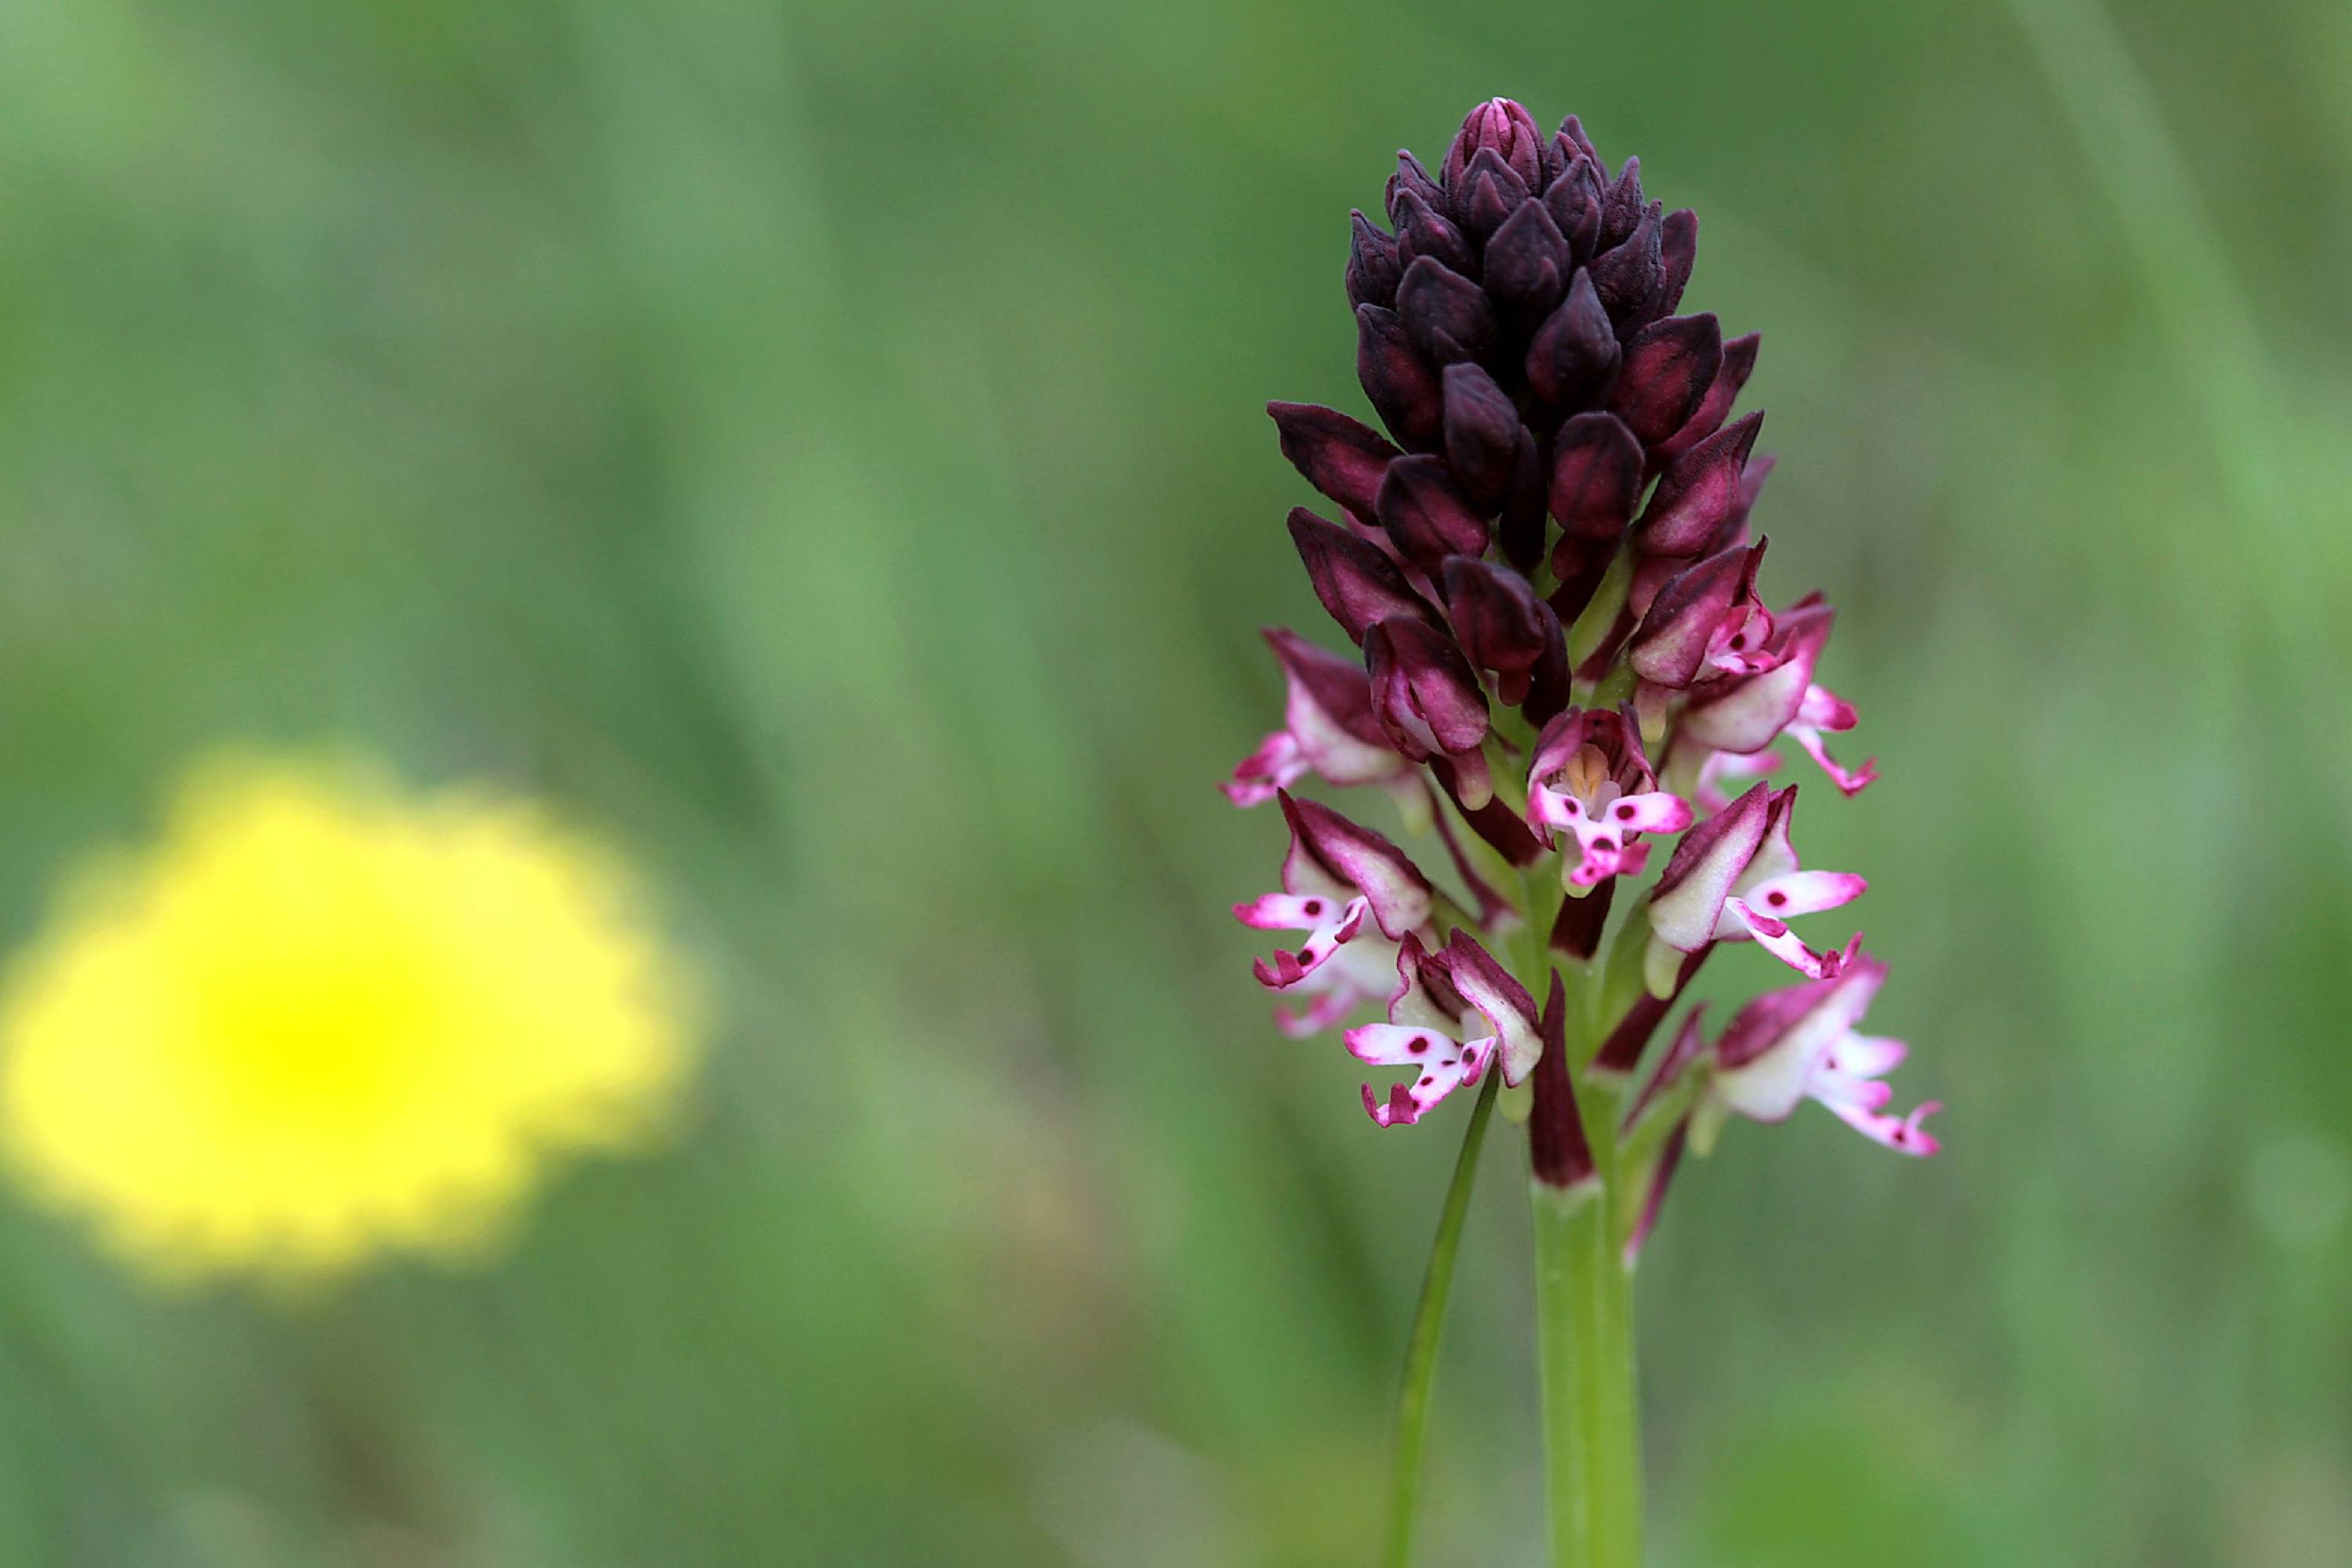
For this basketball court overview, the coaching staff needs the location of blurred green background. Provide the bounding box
[3,0,2350,1561]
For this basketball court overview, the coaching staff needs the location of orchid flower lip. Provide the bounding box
[1706,953,1939,1157]
[1230,793,1445,1047]
[1525,706,1692,891]
[1237,892,1368,990]
[1345,930,1535,1126]
[1686,785,1867,978]
[1646,779,1772,955]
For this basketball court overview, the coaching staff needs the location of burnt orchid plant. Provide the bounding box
[1226,99,1938,1567]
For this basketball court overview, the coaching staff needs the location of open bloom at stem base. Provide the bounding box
[0,755,701,1284]
[1702,954,1938,1156]
[1345,930,1541,1127]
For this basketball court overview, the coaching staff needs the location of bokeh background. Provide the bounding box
[2,0,2350,1561]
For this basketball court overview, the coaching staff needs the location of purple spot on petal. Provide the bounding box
[1767,891,1788,906]
[1615,804,1636,820]
[1410,1036,1429,1054]
[1418,1076,1434,1087]
[1302,899,1323,916]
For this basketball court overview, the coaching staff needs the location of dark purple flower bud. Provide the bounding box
[1376,453,1490,570]
[1390,187,1474,278]
[1588,207,1664,326]
[1654,331,1759,464]
[1454,147,1531,245]
[1497,430,1548,576]
[1537,125,1568,191]
[1443,557,1568,709]
[1526,270,1621,409]
[1385,149,1447,227]
[1542,154,1606,262]
[1444,97,1544,190]
[1345,210,1403,310]
[1541,132,1573,189]
[1598,157,1646,250]
[1355,303,1445,449]
[1286,506,1443,644]
[1655,209,1698,318]
[1547,411,1644,572]
[1610,313,1724,450]
[1554,114,1602,173]
[1482,198,1570,331]
[1528,972,1594,1189]
[1635,410,1763,557]
[1268,401,1400,522]
[1396,256,1497,368]
[1364,619,1492,806]
[1628,539,1773,690]
[1441,363,1523,511]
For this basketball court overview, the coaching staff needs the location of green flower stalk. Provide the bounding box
[1225,100,1940,1566]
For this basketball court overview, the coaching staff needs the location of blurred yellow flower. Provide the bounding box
[0,755,700,1283]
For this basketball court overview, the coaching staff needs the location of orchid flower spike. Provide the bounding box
[1224,102,1940,1556]
[1226,111,1938,1518]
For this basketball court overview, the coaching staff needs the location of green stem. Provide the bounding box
[1530,1173,1605,1565]
[1529,1152,1644,1566]
[1585,1086,1645,1566]
[1526,907,1644,1566]
[1382,1067,1501,1568]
